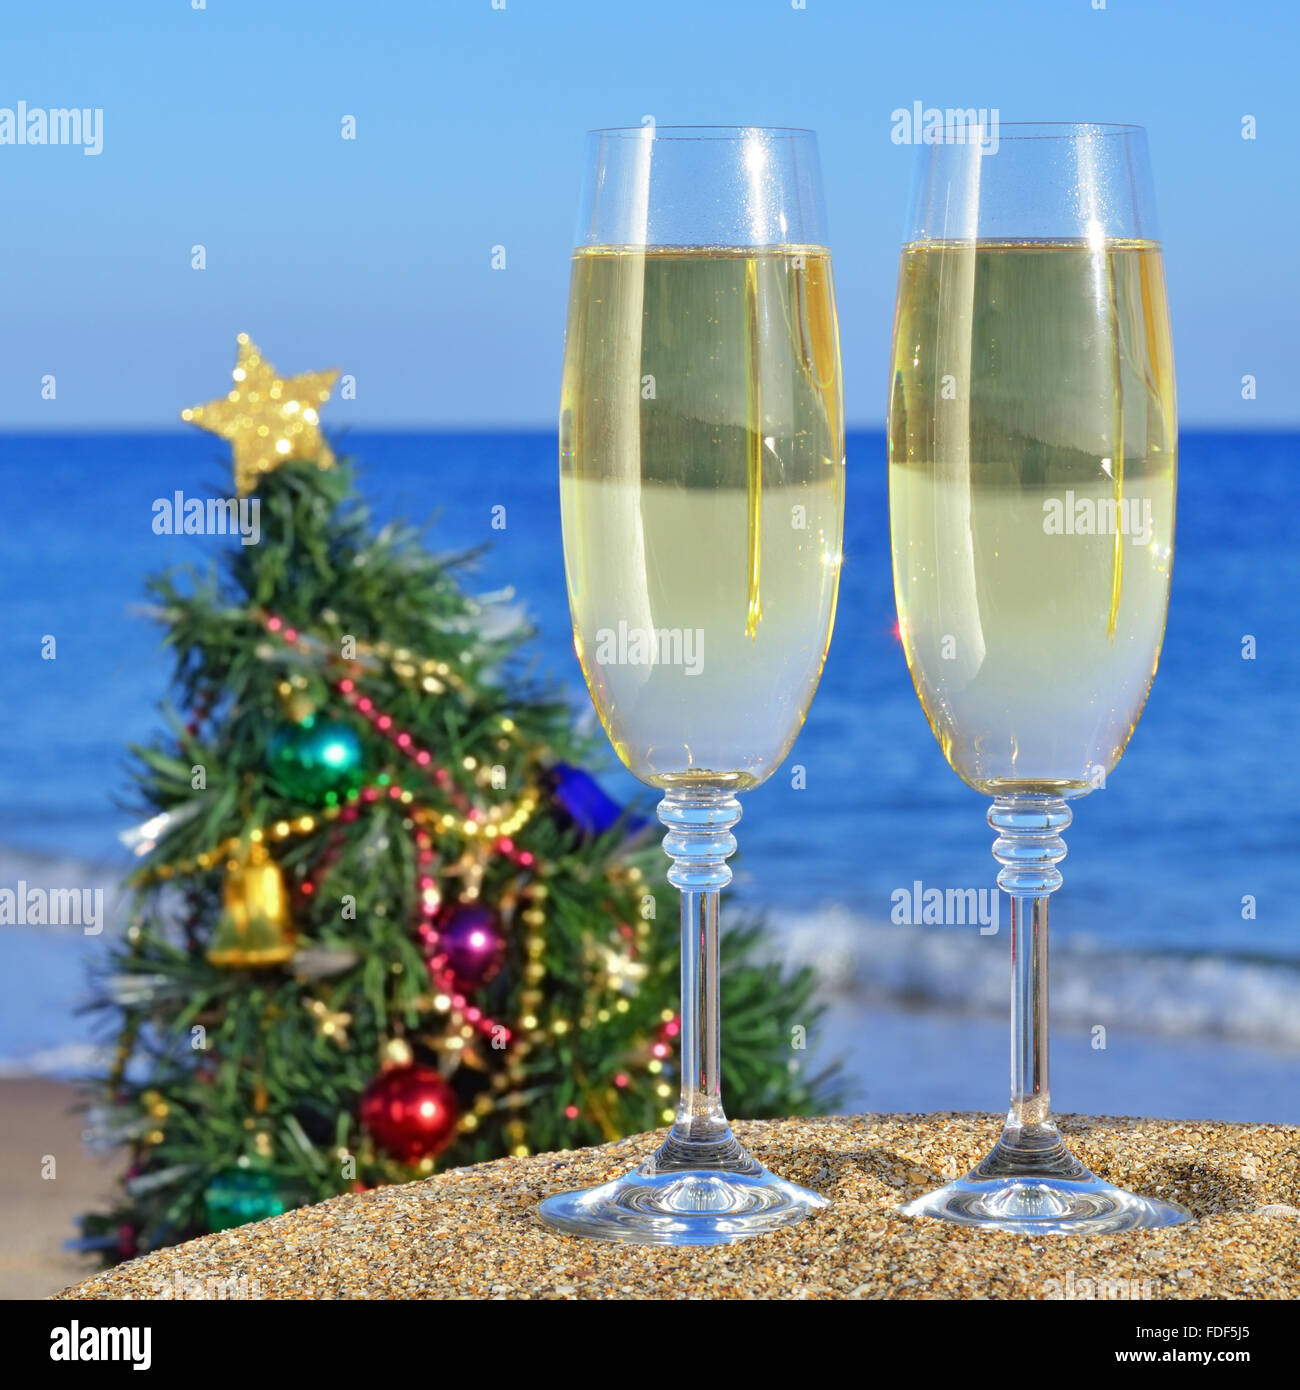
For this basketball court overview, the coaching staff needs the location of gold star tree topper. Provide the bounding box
[182,334,339,495]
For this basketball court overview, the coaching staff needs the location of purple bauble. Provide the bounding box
[434,905,506,990]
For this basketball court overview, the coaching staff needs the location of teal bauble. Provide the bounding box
[203,1167,289,1232]
[268,718,363,804]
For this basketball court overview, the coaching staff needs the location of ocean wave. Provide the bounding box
[4,848,1299,1081]
[0,1042,110,1080]
[777,905,1300,1049]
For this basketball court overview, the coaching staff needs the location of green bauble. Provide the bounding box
[203,1167,289,1232]
[268,717,363,803]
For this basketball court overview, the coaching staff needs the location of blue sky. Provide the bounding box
[0,0,1294,428]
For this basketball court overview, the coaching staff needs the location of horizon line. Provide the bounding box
[0,420,1296,437]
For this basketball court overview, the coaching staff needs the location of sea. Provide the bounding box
[2,430,1298,1121]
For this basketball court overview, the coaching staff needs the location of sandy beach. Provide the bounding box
[0,1080,117,1300]
[6,1007,1298,1301]
[57,1112,1300,1300]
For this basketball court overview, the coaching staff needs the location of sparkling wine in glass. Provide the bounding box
[889,123,1190,1233]
[539,126,844,1244]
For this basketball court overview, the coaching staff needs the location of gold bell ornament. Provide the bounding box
[207,843,296,968]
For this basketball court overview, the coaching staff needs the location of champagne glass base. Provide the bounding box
[539,1138,827,1245]
[902,1164,1191,1235]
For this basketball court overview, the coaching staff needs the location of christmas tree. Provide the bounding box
[81,337,836,1259]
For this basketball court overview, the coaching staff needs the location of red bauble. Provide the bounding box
[426,904,506,991]
[117,1223,139,1261]
[360,1065,459,1162]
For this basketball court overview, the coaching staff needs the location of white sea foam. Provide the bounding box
[776,905,1300,1050]
[0,1042,110,1079]
[2,844,1298,1080]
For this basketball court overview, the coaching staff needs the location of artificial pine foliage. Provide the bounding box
[81,456,837,1260]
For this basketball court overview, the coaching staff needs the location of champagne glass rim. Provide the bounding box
[587,124,817,140]
[986,121,1146,140]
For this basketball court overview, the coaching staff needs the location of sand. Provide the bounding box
[0,1080,118,1300]
[54,1111,1299,1300]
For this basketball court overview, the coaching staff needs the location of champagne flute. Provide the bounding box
[539,126,844,1244]
[889,122,1189,1232]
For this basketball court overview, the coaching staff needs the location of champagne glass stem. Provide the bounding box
[979,795,1080,1176]
[1003,800,1059,1138]
[658,788,742,1162]
[1008,889,1052,1133]
[677,886,724,1140]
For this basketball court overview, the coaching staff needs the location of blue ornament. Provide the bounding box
[549,763,648,838]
